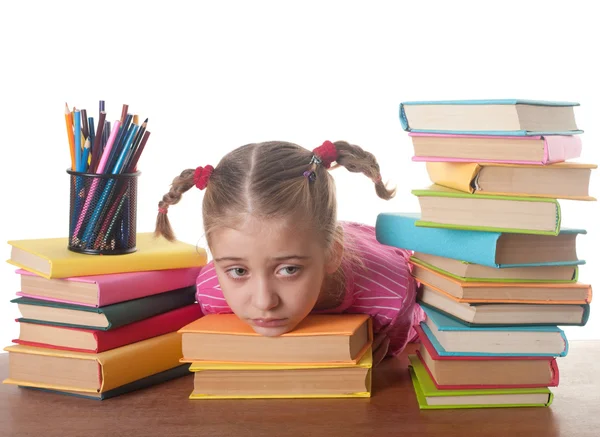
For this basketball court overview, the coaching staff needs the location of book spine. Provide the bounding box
[102,286,197,329]
[375,214,501,267]
[95,304,202,352]
[97,267,201,306]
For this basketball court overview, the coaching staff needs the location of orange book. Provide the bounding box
[3,332,183,395]
[411,261,592,304]
[179,314,372,364]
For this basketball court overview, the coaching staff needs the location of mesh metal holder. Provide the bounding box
[67,169,140,255]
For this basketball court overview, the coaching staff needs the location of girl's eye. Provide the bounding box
[278,266,301,277]
[226,267,248,279]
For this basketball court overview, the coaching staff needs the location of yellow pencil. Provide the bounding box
[64,103,76,170]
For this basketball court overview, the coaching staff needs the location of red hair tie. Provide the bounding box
[194,165,214,190]
[312,141,338,169]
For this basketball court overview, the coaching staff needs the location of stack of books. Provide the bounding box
[376,99,595,409]
[178,313,374,399]
[2,233,207,400]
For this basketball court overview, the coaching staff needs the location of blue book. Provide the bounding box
[375,212,586,268]
[399,99,583,136]
[420,306,569,357]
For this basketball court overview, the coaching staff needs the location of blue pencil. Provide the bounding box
[73,110,82,172]
[80,125,139,247]
[69,110,85,241]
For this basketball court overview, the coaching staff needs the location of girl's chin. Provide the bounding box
[250,323,296,337]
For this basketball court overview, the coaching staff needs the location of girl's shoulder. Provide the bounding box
[340,220,411,260]
[340,220,413,287]
[196,262,221,291]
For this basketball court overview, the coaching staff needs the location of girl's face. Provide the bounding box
[209,216,338,336]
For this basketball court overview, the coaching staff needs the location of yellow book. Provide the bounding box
[7,233,207,279]
[3,331,183,393]
[188,347,373,399]
[426,161,596,200]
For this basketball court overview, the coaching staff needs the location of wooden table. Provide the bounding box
[1,341,598,437]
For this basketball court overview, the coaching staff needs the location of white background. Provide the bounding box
[0,0,598,348]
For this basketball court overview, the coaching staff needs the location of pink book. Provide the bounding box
[415,325,559,389]
[16,266,202,307]
[409,133,582,165]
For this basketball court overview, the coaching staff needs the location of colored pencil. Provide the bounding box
[73,110,82,172]
[64,103,75,170]
[91,111,106,173]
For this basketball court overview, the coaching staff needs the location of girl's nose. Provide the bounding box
[252,277,280,311]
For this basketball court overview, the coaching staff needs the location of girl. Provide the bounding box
[155,140,424,364]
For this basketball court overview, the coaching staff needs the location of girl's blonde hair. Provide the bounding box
[155,140,394,302]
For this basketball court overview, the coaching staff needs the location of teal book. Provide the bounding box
[19,364,191,400]
[408,355,553,409]
[420,305,570,357]
[12,285,196,330]
[375,212,585,268]
[399,99,582,136]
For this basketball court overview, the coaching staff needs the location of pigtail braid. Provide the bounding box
[333,141,396,200]
[155,168,196,241]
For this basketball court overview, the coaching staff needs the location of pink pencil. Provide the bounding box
[71,121,121,244]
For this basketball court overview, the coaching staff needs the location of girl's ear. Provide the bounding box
[325,232,344,275]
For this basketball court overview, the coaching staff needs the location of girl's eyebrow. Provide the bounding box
[214,257,246,262]
[272,255,311,261]
[214,255,311,262]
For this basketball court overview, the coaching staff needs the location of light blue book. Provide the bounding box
[420,306,569,357]
[375,212,586,268]
[399,99,583,136]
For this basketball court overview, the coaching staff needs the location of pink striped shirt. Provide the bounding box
[195,221,425,356]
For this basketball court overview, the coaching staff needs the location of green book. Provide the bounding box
[412,184,561,236]
[410,254,578,283]
[408,355,553,409]
[12,286,196,330]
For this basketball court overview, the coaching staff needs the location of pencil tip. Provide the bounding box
[144,118,148,122]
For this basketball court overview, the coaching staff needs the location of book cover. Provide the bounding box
[420,306,569,357]
[415,325,559,389]
[19,364,191,400]
[425,161,596,200]
[412,185,561,236]
[399,99,582,136]
[408,355,553,409]
[418,299,590,328]
[411,259,593,304]
[188,348,373,400]
[7,232,207,279]
[3,331,183,393]
[16,266,202,307]
[180,313,373,364]
[411,133,583,165]
[181,313,371,337]
[12,285,197,330]
[415,324,554,361]
[410,255,578,283]
[13,304,202,353]
[375,212,585,268]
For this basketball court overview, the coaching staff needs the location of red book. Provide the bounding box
[415,324,559,389]
[13,304,202,353]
